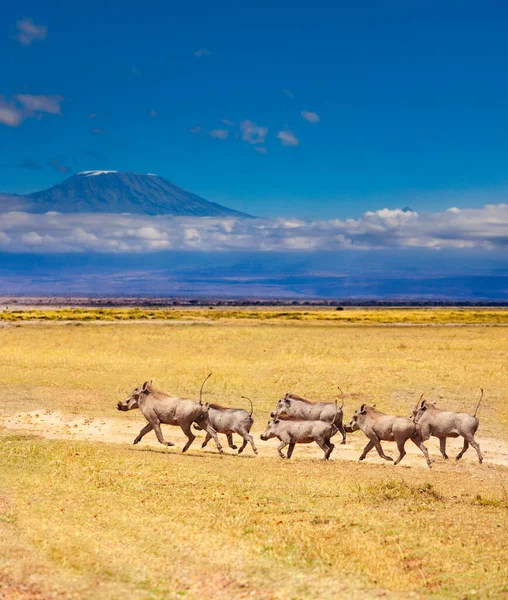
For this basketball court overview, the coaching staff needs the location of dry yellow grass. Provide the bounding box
[0,317,507,599]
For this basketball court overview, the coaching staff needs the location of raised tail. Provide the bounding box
[199,372,212,405]
[473,388,484,418]
[337,386,345,410]
[241,395,254,417]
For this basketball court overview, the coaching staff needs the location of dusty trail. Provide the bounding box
[2,409,507,469]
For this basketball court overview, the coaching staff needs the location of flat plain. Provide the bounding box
[0,309,507,599]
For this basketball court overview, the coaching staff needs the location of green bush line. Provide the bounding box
[1,307,507,324]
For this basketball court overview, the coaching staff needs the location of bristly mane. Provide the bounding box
[364,405,386,416]
[208,403,231,411]
[287,393,317,405]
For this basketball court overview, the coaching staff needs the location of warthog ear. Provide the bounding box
[142,380,152,392]
[360,403,366,412]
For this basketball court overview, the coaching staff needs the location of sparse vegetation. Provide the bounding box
[0,316,507,598]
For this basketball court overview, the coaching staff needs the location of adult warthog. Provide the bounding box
[194,396,258,455]
[411,390,484,464]
[117,375,223,453]
[260,418,338,459]
[346,403,431,467]
[270,390,346,444]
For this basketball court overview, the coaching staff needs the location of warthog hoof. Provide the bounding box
[165,441,175,447]
[341,440,346,445]
[231,445,238,450]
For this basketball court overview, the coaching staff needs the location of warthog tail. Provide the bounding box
[336,386,345,410]
[199,372,212,405]
[473,388,484,417]
[241,395,254,417]
[412,392,425,420]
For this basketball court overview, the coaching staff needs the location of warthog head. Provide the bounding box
[412,399,435,424]
[270,394,291,419]
[260,419,279,441]
[345,404,374,432]
[117,380,152,411]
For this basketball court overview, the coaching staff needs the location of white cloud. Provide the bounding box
[209,129,229,139]
[301,110,321,123]
[0,204,506,254]
[277,130,299,146]
[221,118,235,126]
[0,94,63,127]
[283,89,294,99]
[0,99,24,127]
[13,19,47,46]
[14,94,63,115]
[254,147,267,154]
[240,120,268,145]
[194,48,211,57]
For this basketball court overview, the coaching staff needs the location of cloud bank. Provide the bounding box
[0,205,506,254]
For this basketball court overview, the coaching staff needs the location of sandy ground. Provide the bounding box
[1,409,507,469]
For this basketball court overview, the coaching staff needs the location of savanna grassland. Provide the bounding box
[0,311,507,599]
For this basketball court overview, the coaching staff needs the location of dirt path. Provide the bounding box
[2,410,507,469]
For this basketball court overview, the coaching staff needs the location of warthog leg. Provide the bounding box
[337,421,347,445]
[360,438,393,462]
[315,438,332,460]
[325,441,335,460]
[410,436,432,467]
[180,422,197,453]
[277,441,288,458]
[227,434,238,450]
[439,438,449,460]
[201,432,212,448]
[152,421,175,447]
[359,440,375,460]
[133,423,154,444]
[393,439,407,465]
[286,442,296,459]
[202,423,224,454]
[456,438,469,460]
[465,436,483,464]
[237,431,258,455]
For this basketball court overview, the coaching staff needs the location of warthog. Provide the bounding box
[346,403,431,466]
[270,390,346,444]
[260,418,338,459]
[117,375,223,453]
[411,390,484,464]
[194,396,258,455]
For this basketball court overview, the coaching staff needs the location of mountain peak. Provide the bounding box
[22,171,252,217]
[78,170,119,176]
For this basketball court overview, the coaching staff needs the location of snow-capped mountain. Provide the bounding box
[16,171,252,217]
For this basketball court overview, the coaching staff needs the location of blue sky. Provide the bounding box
[2,0,508,219]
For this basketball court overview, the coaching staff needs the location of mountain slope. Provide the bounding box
[23,171,252,217]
